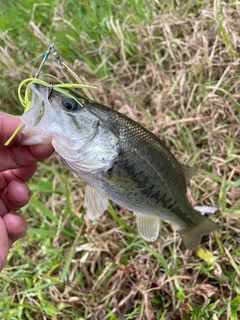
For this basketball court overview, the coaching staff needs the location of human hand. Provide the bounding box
[0,112,54,271]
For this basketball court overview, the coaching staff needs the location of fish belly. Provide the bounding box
[80,146,193,230]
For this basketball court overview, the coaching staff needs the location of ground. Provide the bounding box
[0,0,239,319]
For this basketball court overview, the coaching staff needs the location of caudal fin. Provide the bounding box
[178,217,219,250]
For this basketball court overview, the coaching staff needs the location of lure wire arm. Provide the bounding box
[52,48,94,100]
[35,42,54,78]
[35,43,94,100]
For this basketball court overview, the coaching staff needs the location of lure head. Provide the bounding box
[19,81,102,162]
[4,78,96,146]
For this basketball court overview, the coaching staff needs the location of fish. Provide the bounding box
[19,82,219,250]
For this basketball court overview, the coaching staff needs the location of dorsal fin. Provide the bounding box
[181,164,197,185]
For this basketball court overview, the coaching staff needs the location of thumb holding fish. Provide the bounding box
[0,112,54,271]
[1,112,54,171]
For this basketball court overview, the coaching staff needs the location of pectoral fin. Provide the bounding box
[135,213,159,241]
[84,185,108,221]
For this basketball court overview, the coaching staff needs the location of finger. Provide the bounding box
[0,180,31,216]
[0,112,21,146]
[0,217,10,271]
[3,211,28,242]
[0,144,54,172]
[28,144,55,161]
[0,112,54,171]
[0,112,54,158]
[0,163,37,188]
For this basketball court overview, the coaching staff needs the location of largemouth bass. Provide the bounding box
[19,83,218,250]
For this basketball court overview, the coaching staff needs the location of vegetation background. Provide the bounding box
[0,0,239,319]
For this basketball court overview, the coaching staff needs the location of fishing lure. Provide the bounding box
[4,44,96,146]
[35,43,54,78]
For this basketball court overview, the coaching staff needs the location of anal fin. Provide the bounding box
[135,213,159,242]
[84,185,108,221]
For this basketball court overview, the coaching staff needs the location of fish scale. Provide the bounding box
[86,101,187,213]
[20,83,219,250]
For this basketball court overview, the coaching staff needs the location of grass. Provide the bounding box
[0,0,240,319]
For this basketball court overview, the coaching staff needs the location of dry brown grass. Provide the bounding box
[0,0,240,319]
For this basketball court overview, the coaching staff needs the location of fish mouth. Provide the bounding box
[19,83,54,145]
[28,83,51,125]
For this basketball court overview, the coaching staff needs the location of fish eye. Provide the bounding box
[62,97,79,111]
